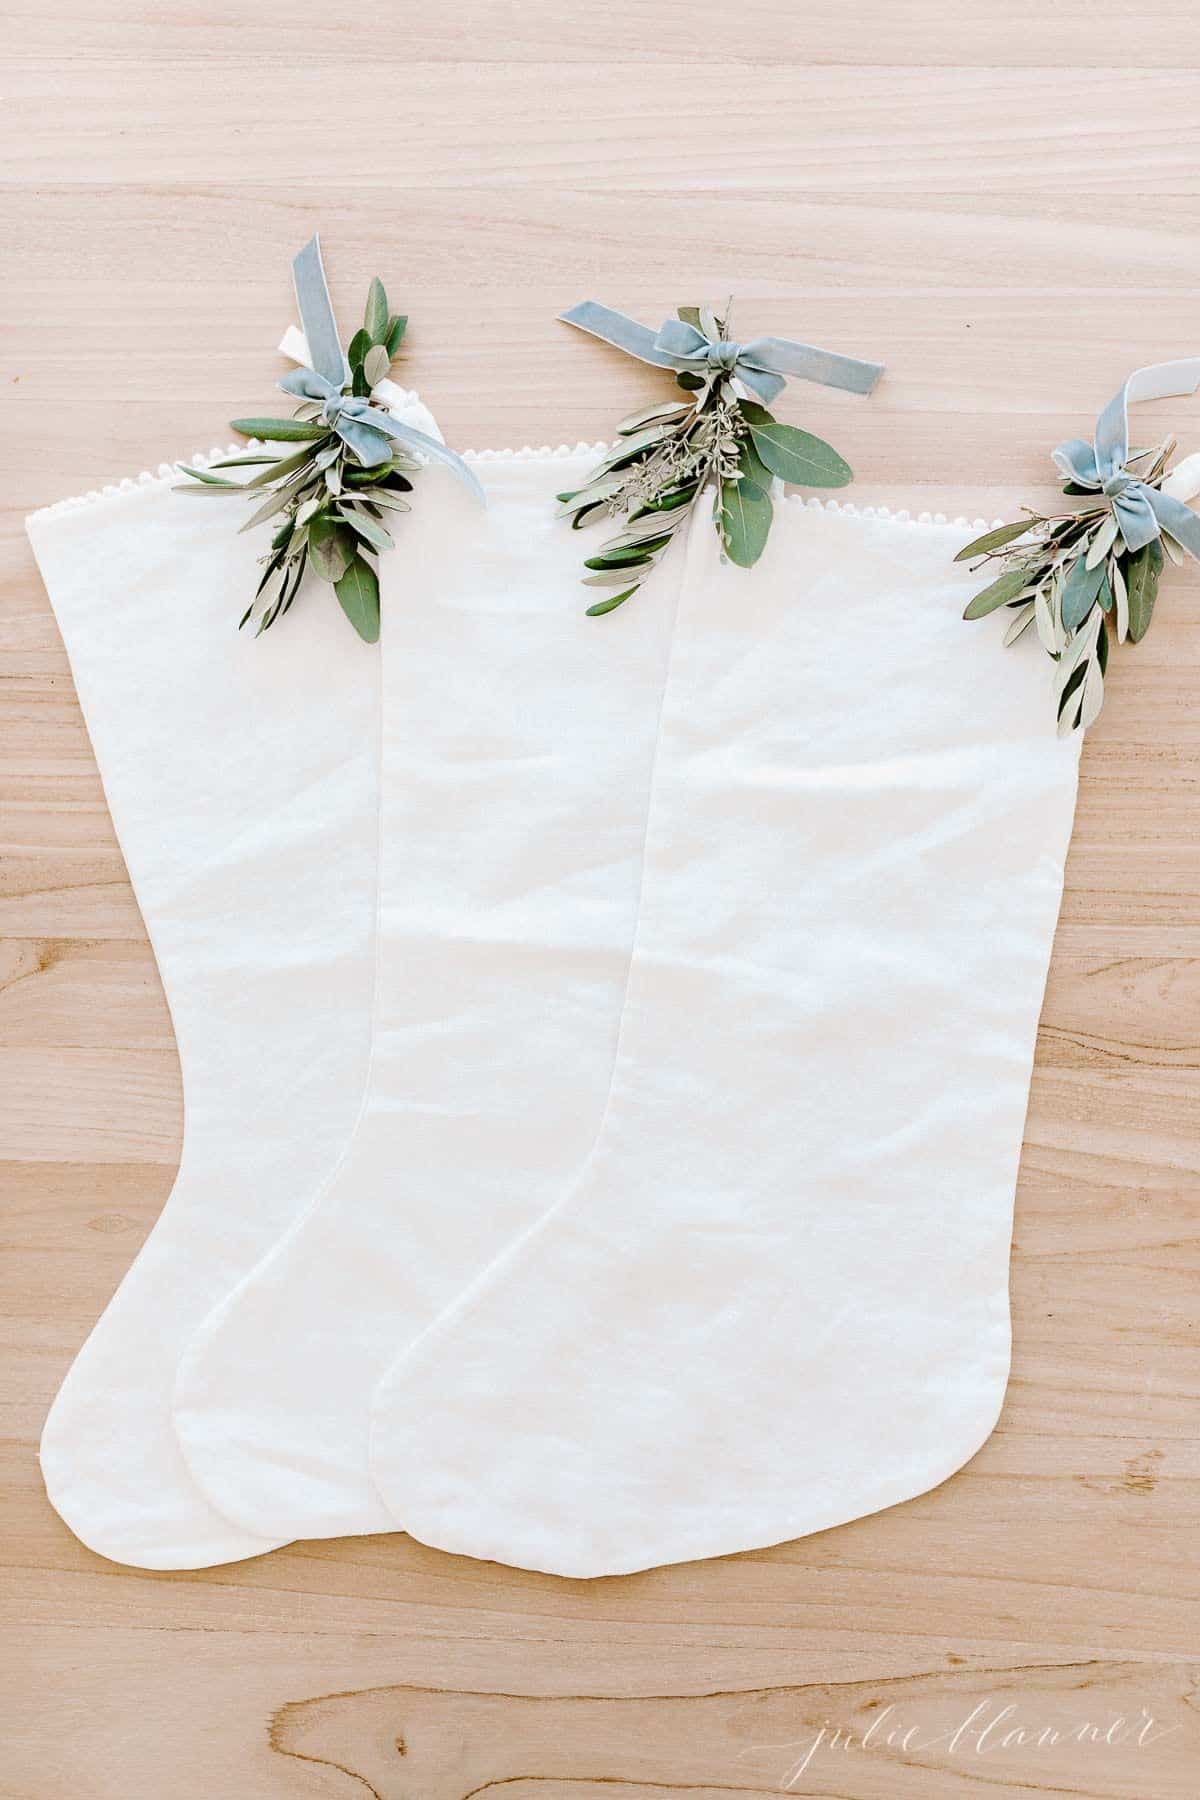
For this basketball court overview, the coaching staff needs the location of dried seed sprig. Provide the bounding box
[558,305,864,616]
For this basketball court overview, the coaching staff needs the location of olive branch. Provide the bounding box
[957,440,1181,734]
[175,276,413,642]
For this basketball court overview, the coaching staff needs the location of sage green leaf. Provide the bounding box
[365,490,412,513]
[231,417,329,442]
[953,519,1039,563]
[365,277,389,343]
[336,505,394,555]
[333,554,380,642]
[1125,539,1163,642]
[747,419,851,488]
[208,454,279,469]
[363,344,390,387]
[347,328,372,373]
[385,314,407,356]
[677,306,703,329]
[962,564,1035,620]
[307,514,355,583]
[1060,553,1107,631]
[586,586,638,617]
[720,475,773,567]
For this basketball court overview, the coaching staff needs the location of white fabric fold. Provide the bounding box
[28,387,439,1568]
[367,499,1082,1578]
[170,453,681,1544]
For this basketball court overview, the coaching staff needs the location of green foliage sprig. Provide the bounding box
[557,306,854,616]
[957,440,1182,734]
[175,279,412,643]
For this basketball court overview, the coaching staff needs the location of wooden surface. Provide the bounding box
[3,5,1199,1795]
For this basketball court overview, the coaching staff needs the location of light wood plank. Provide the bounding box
[2,5,1198,1795]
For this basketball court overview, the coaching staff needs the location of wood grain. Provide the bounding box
[2,4,1198,1795]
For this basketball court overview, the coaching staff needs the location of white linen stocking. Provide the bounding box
[27,382,437,1568]
[171,451,681,1542]
[368,497,1082,1578]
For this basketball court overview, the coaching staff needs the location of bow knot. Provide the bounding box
[281,236,483,500]
[696,335,741,375]
[559,301,883,408]
[1052,358,1200,562]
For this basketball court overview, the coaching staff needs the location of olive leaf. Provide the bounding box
[584,539,669,571]
[1125,538,1163,642]
[229,417,330,442]
[363,344,390,387]
[307,514,356,582]
[586,586,639,618]
[177,269,431,639]
[175,464,241,488]
[617,399,692,436]
[958,444,1189,730]
[364,277,389,343]
[954,519,1040,563]
[963,564,1035,620]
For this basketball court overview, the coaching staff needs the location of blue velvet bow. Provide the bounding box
[559,302,883,407]
[280,237,483,501]
[1052,360,1200,559]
